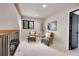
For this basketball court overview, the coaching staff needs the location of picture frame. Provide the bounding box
[47,21,57,31]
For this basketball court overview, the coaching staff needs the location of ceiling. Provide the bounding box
[19,3,78,18]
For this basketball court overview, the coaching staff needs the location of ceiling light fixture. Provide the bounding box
[42,4,46,8]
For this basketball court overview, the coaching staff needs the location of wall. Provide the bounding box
[0,3,22,43]
[44,5,79,50]
[13,4,22,42]
[0,3,19,30]
[21,17,42,41]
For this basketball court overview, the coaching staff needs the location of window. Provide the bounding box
[23,20,34,29]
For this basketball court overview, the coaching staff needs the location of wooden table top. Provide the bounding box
[0,30,18,35]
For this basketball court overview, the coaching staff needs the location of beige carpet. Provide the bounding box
[14,41,69,56]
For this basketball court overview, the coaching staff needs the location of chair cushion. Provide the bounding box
[46,32,52,38]
[30,32,36,36]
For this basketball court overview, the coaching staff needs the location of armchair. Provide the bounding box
[41,32,54,46]
[28,31,36,42]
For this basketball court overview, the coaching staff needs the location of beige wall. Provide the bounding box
[43,5,79,50]
[0,3,19,30]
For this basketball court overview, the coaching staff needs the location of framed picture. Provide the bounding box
[23,20,34,29]
[47,21,57,31]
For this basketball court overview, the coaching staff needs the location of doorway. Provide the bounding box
[69,9,79,50]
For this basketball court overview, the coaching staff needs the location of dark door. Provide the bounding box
[69,12,78,50]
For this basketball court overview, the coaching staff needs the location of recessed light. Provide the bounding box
[42,4,46,8]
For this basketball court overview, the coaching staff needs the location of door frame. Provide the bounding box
[69,9,79,50]
[70,9,79,13]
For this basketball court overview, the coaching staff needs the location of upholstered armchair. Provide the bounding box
[28,31,36,42]
[41,32,54,46]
